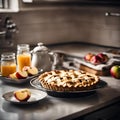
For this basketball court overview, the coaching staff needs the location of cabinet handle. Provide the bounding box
[105,12,120,17]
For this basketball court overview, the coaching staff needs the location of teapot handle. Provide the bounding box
[49,51,55,63]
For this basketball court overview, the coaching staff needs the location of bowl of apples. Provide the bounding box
[84,53,109,65]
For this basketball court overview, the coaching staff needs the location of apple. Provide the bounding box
[110,65,120,79]
[14,88,31,101]
[90,55,101,65]
[27,66,38,76]
[97,53,109,63]
[84,53,95,62]
[9,72,17,79]
[84,52,109,65]
[22,66,30,71]
[15,71,28,79]
[23,66,38,76]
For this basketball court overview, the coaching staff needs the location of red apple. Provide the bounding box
[110,65,120,79]
[90,55,101,65]
[84,53,95,62]
[15,71,28,79]
[97,53,109,63]
[14,88,31,101]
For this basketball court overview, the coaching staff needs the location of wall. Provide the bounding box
[0,3,120,48]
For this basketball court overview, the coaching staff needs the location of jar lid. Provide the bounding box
[17,44,30,51]
[1,52,15,60]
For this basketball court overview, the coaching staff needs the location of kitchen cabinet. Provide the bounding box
[20,0,120,11]
[75,102,120,120]
[22,0,120,4]
[0,0,19,13]
[1,0,120,13]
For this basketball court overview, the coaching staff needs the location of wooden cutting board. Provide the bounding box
[74,57,120,76]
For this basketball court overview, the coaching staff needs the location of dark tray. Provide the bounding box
[30,78,107,98]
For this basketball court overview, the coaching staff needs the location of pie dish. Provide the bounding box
[38,70,100,92]
[30,78,107,98]
[0,75,37,84]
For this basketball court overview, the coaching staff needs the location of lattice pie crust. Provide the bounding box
[39,70,100,91]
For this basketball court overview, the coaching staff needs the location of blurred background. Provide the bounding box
[0,0,120,50]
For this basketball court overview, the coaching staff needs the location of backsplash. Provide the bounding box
[0,5,120,48]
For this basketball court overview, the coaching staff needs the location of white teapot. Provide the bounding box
[31,43,54,72]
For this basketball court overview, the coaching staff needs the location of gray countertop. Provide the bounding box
[0,43,120,120]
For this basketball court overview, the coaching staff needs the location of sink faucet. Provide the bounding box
[0,16,18,46]
[5,17,18,33]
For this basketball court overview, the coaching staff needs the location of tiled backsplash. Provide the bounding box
[0,5,120,48]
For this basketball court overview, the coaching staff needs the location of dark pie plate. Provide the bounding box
[0,73,40,84]
[0,70,43,84]
[30,78,107,98]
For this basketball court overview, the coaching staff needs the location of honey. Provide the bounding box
[1,64,16,77]
[1,52,16,77]
[17,53,31,71]
[17,44,31,71]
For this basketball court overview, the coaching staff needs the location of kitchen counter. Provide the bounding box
[0,43,120,120]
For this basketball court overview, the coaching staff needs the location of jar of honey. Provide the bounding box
[17,44,31,71]
[1,52,16,77]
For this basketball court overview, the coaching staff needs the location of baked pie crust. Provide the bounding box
[38,70,100,91]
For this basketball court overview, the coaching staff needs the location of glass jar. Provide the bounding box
[17,44,31,71]
[1,52,16,77]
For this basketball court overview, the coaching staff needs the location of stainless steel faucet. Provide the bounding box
[0,16,18,46]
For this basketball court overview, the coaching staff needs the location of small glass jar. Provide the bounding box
[1,52,16,77]
[17,44,31,71]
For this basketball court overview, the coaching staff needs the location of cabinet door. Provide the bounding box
[76,102,120,120]
[22,0,120,4]
[0,0,19,13]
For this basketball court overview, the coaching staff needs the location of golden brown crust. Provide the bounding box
[39,70,100,91]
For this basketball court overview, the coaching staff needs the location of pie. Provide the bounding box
[38,69,100,91]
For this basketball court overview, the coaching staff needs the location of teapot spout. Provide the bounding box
[49,51,54,59]
[51,51,65,70]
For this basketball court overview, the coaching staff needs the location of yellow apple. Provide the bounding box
[22,66,38,76]
[27,66,38,75]
[9,72,17,79]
